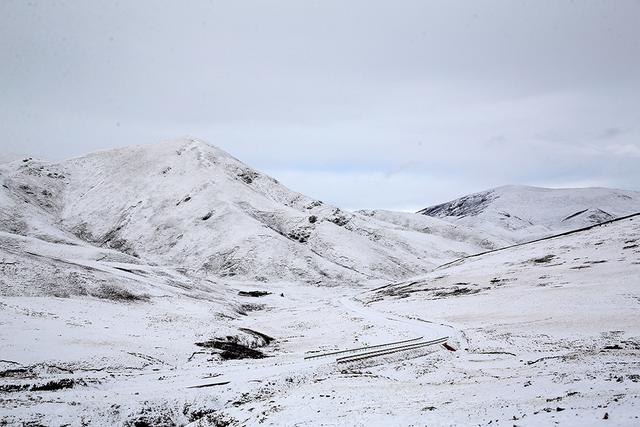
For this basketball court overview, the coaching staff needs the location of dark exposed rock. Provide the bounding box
[603,344,623,350]
[31,378,75,391]
[195,340,266,360]
[305,200,323,209]
[327,209,350,227]
[237,170,259,184]
[418,190,498,218]
[432,285,483,299]
[562,208,614,224]
[288,227,311,243]
[90,284,149,302]
[238,290,271,297]
[531,254,556,264]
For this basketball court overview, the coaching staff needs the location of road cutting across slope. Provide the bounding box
[336,337,449,364]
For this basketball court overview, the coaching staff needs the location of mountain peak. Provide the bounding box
[418,185,640,242]
[0,139,505,285]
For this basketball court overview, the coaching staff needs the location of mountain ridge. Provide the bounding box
[0,138,502,286]
[418,184,640,242]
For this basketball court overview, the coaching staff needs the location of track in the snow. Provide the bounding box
[337,336,448,363]
[433,212,640,271]
[304,336,425,360]
[306,336,449,363]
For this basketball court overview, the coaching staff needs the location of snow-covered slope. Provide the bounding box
[357,215,640,425]
[0,139,501,286]
[358,209,510,250]
[418,185,640,242]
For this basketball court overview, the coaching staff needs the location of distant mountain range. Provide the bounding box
[418,184,640,242]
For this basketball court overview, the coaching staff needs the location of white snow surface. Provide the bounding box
[418,184,640,242]
[1,139,639,426]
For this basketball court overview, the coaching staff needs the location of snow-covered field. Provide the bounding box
[1,140,639,426]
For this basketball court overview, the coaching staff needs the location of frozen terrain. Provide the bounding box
[418,185,640,242]
[362,215,640,425]
[1,140,639,426]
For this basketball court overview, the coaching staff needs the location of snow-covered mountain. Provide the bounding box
[0,139,503,287]
[417,185,640,242]
[2,140,640,426]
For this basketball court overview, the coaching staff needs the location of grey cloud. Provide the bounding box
[1,0,639,209]
[596,128,625,140]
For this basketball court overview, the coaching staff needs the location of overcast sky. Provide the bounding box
[1,0,639,210]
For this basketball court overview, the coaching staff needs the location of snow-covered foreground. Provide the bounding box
[0,273,446,426]
[2,214,639,425]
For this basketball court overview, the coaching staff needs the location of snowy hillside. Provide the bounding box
[418,185,640,242]
[359,215,640,425]
[0,139,501,286]
[2,191,637,426]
